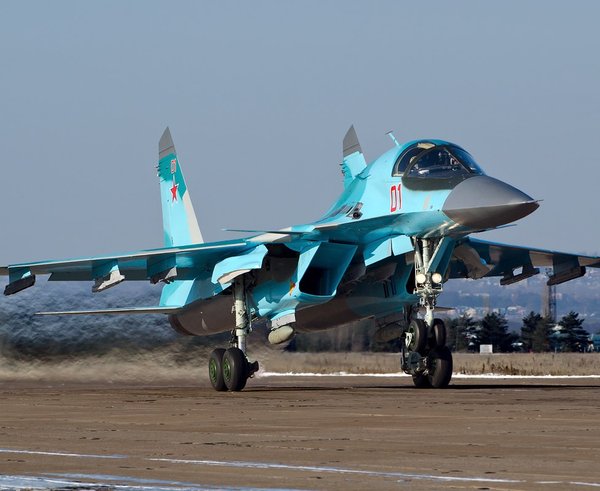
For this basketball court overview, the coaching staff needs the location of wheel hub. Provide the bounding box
[222,359,232,381]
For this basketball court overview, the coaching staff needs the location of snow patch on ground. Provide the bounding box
[257,371,600,379]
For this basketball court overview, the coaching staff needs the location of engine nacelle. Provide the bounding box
[168,295,236,336]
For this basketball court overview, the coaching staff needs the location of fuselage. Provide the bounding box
[169,139,538,337]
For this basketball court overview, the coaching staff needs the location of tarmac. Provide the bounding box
[1,374,600,490]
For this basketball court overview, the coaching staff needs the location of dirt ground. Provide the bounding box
[1,375,600,490]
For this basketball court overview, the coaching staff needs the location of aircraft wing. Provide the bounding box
[1,240,253,296]
[450,237,600,285]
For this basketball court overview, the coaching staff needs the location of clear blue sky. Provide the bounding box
[1,0,599,263]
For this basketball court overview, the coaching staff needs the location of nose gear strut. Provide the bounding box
[400,237,454,388]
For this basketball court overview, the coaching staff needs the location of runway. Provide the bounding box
[1,375,600,490]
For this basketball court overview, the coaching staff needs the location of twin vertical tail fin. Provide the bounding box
[341,125,367,188]
[157,127,204,247]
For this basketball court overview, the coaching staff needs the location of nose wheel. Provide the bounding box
[403,319,452,388]
[427,346,453,388]
[405,319,427,354]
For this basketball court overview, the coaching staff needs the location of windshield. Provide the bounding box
[448,145,484,174]
[405,145,484,178]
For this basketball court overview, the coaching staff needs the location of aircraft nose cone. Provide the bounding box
[443,176,539,230]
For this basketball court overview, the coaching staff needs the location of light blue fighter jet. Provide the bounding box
[2,127,599,390]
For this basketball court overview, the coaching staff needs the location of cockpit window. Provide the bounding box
[392,142,435,176]
[447,146,484,174]
[405,145,484,179]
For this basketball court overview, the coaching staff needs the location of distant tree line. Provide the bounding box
[447,310,593,353]
[289,311,596,354]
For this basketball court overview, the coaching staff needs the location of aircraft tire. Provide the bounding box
[412,373,431,388]
[428,346,453,388]
[208,348,227,391]
[431,318,447,348]
[406,319,427,354]
[222,347,248,392]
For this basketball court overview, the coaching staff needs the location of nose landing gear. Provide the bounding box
[401,237,454,388]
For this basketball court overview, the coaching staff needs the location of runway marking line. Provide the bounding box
[149,457,522,484]
[0,448,126,459]
[2,447,600,488]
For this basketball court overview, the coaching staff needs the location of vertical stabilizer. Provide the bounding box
[341,125,367,188]
[157,127,204,247]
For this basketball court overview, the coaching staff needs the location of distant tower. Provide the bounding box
[543,268,557,322]
[482,293,490,314]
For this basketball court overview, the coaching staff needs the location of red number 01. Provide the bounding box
[390,184,402,212]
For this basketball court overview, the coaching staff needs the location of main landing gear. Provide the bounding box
[208,277,259,392]
[401,238,453,388]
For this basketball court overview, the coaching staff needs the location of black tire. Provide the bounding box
[431,318,447,348]
[412,373,431,388]
[428,346,453,388]
[222,347,248,392]
[406,319,427,354]
[208,348,227,391]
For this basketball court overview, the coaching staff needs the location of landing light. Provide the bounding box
[432,272,443,284]
[416,273,427,285]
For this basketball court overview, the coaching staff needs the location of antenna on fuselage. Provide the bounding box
[386,130,400,147]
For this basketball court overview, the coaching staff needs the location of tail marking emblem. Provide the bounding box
[170,178,179,202]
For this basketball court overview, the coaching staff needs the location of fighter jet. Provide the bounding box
[2,127,598,390]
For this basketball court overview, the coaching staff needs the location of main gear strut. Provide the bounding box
[208,276,259,392]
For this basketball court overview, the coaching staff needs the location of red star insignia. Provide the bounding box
[170,179,179,201]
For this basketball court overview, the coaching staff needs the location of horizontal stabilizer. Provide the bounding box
[36,306,181,316]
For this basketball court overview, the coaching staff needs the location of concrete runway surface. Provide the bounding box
[1,375,600,490]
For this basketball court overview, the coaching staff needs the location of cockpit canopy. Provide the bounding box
[393,142,485,179]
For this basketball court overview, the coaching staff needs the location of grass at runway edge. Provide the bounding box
[259,351,600,376]
[2,350,600,382]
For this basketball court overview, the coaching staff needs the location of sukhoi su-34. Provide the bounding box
[3,126,598,390]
